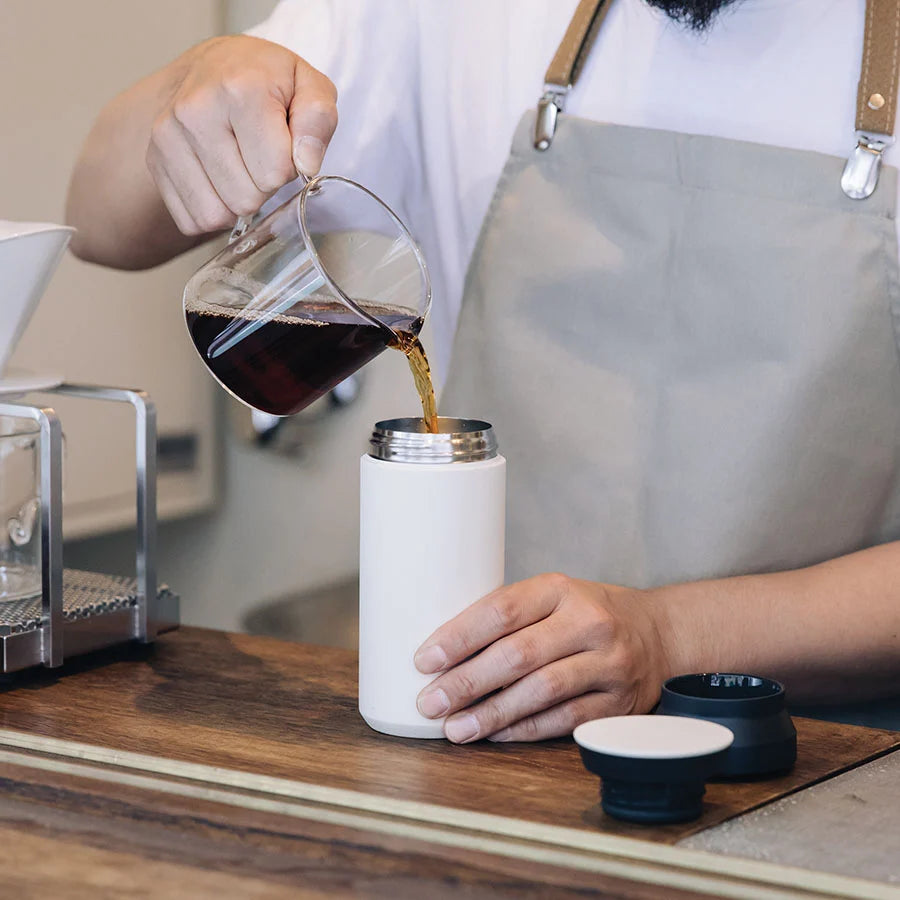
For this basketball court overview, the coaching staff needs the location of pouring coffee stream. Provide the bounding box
[390,329,439,434]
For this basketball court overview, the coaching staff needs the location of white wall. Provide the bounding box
[61,0,431,632]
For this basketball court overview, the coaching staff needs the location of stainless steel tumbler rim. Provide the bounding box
[369,417,497,464]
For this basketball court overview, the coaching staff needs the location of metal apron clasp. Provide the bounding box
[534,85,570,151]
[841,131,895,199]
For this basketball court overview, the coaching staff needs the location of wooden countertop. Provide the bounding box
[0,627,895,899]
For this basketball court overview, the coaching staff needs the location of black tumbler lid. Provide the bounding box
[573,716,733,824]
[657,673,797,777]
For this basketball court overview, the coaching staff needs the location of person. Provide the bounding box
[67,0,900,743]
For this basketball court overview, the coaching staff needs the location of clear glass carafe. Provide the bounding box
[183,176,431,416]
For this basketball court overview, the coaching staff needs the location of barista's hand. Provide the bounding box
[147,35,337,236]
[414,574,673,742]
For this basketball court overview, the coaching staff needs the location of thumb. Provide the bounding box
[288,60,339,177]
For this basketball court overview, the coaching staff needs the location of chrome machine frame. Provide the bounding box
[0,384,178,672]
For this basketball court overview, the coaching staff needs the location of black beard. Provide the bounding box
[644,0,739,31]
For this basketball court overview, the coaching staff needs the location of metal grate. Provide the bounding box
[0,570,170,636]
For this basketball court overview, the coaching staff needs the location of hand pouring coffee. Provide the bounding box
[183,174,437,429]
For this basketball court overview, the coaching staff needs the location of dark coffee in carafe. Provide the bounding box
[186,298,438,428]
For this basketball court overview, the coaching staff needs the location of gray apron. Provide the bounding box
[441,2,900,591]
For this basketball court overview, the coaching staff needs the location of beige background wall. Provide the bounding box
[6,0,424,632]
[3,0,221,537]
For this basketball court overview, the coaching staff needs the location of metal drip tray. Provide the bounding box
[0,570,174,635]
[0,568,179,673]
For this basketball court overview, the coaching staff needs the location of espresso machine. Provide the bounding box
[0,220,178,672]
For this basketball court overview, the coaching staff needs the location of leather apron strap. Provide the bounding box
[843,0,900,198]
[538,0,900,202]
[534,0,613,150]
[857,0,900,136]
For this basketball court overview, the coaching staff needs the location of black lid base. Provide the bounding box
[658,674,797,778]
[600,777,706,824]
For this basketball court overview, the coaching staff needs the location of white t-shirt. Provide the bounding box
[251,0,897,382]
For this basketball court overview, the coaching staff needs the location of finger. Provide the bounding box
[229,88,298,195]
[417,608,588,719]
[146,147,201,236]
[217,67,298,195]
[177,114,270,218]
[489,691,624,743]
[148,114,235,233]
[415,573,572,674]
[439,651,605,743]
[287,59,338,176]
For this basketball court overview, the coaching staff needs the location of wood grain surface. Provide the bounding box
[0,756,721,900]
[0,627,895,848]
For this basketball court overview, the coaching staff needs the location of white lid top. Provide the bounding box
[573,715,734,760]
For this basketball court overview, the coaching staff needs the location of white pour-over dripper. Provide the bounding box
[0,220,73,395]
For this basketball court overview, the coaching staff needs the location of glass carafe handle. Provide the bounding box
[229,173,310,244]
[228,216,253,244]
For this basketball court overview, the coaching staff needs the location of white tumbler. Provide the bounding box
[359,417,506,738]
